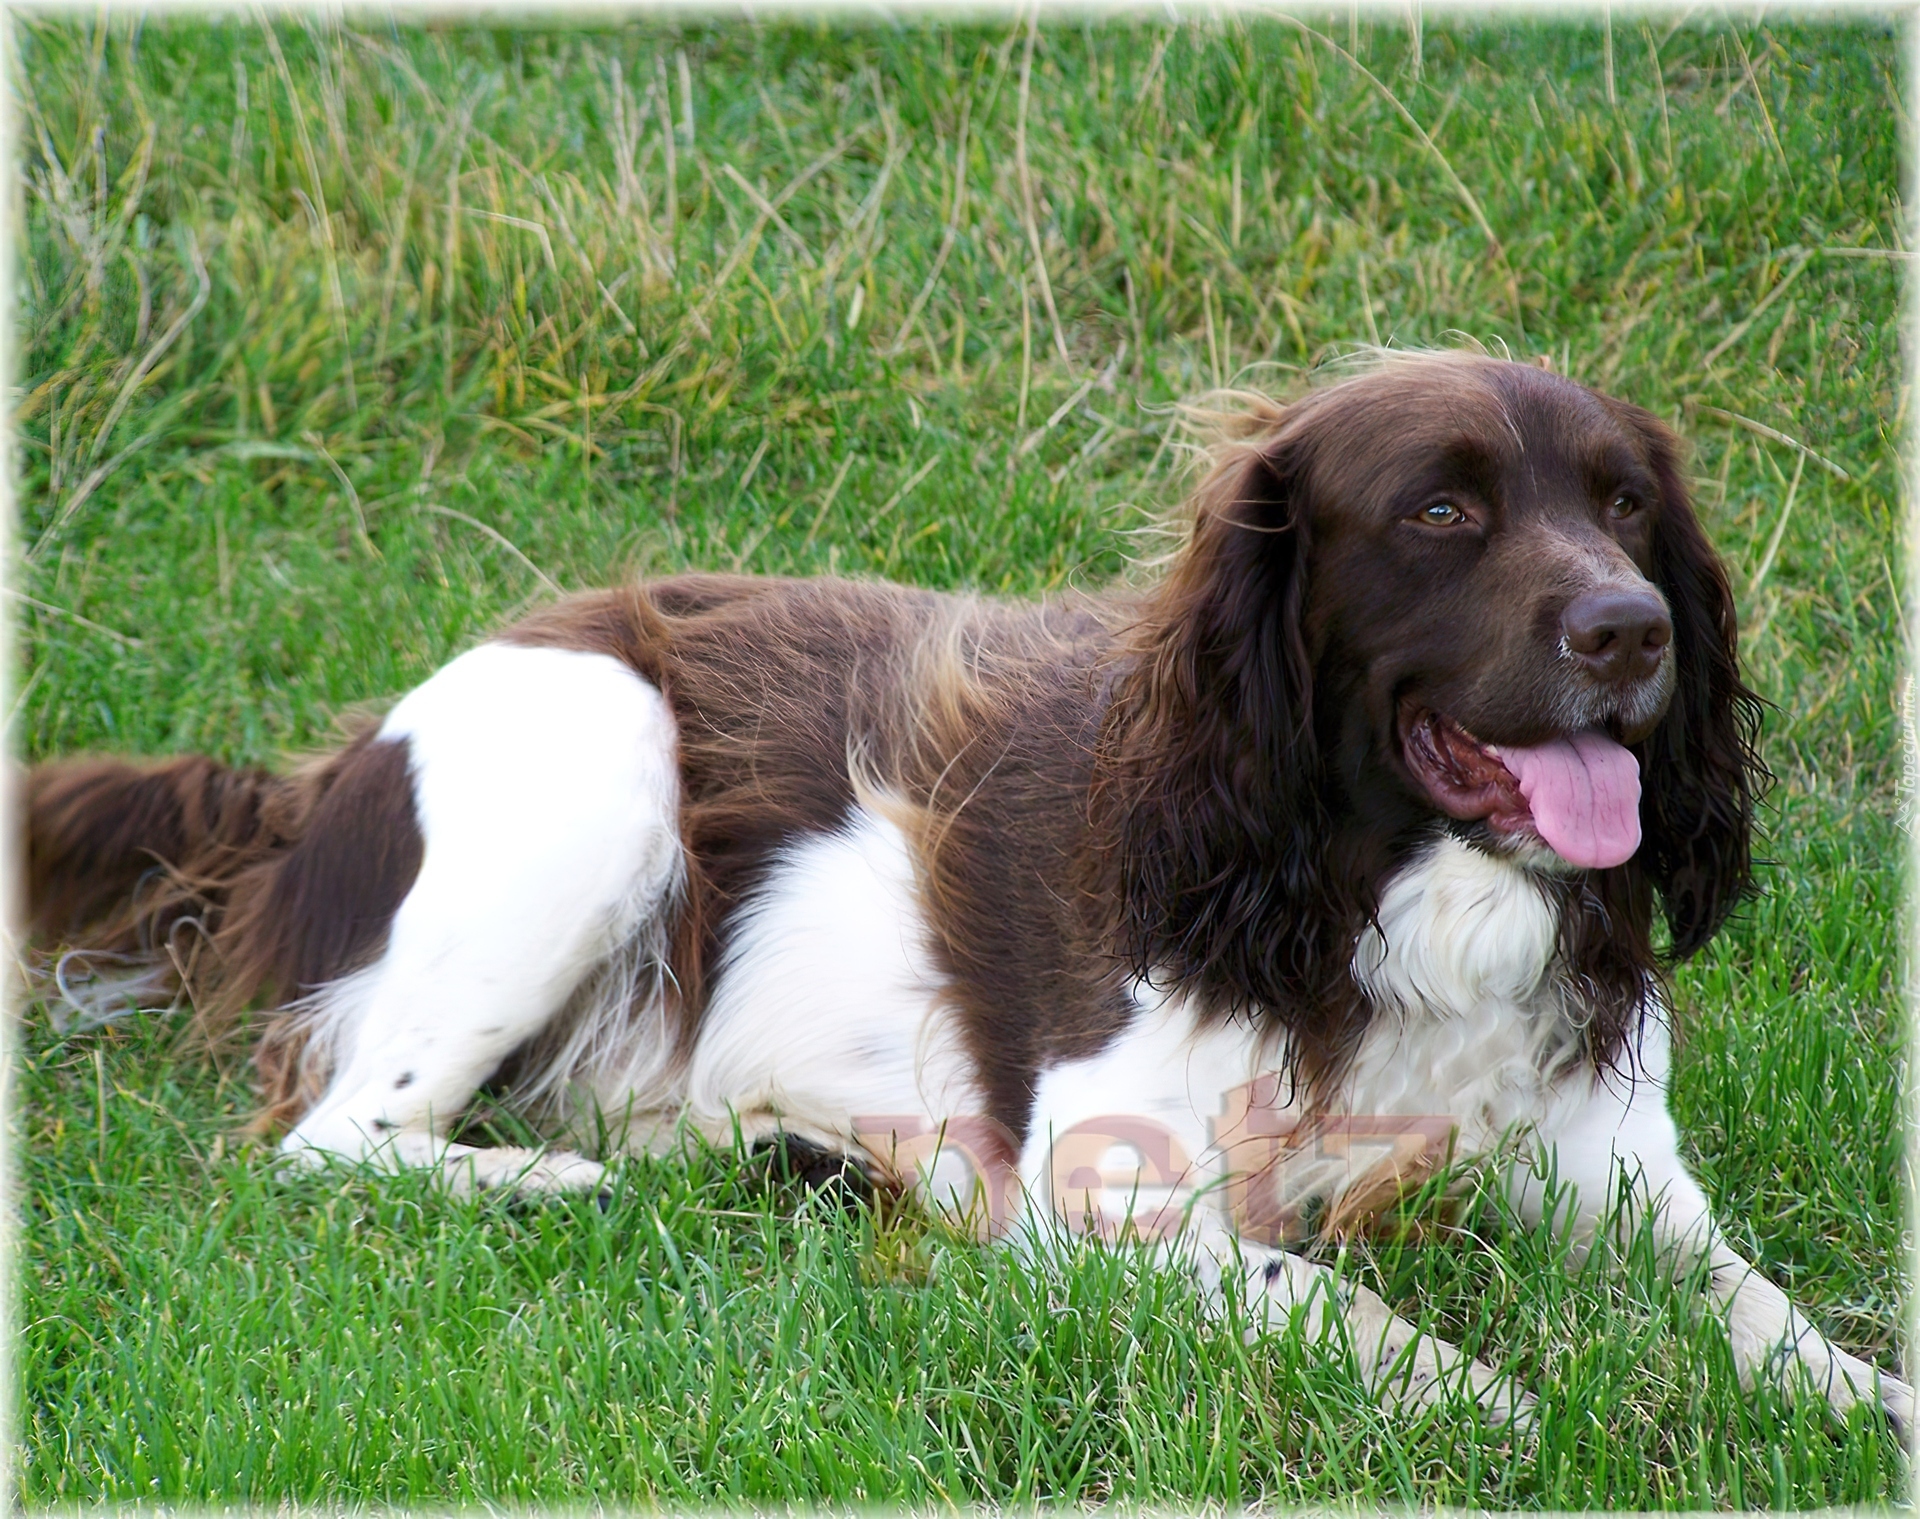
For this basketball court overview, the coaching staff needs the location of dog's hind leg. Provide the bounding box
[277,643,683,1196]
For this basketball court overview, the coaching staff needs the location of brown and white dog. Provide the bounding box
[27,353,1911,1426]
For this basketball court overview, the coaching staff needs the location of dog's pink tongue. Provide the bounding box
[1492,731,1643,869]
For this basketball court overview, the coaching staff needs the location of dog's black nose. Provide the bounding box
[1562,588,1671,683]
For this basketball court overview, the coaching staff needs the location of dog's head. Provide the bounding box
[1104,354,1764,1063]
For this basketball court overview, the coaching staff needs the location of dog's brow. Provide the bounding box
[1584,442,1651,498]
[1426,435,1506,502]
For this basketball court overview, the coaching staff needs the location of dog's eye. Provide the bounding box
[1418,502,1466,526]
[1607,495,1639,519]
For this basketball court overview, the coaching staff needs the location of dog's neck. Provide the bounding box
[1335,835,1593,1132]
[1352,835,1563,1022]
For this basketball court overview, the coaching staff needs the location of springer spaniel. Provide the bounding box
[28,352,1911,1427]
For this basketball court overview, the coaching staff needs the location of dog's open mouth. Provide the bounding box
[1399,707,1643,869]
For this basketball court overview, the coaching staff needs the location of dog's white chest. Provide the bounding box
[1018,837,1580,1242]
[1341,836,1575,1145]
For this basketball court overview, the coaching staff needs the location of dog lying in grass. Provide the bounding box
[28,352,1911,1430]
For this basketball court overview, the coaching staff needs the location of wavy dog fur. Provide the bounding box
[28,353,1762,1141]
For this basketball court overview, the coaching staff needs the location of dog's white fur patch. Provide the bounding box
[678,807,984,1170]
[1346,834,1579,1137]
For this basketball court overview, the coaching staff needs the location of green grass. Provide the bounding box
[12,12,1910,1508]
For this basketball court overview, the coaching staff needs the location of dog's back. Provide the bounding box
[25,571,1125,1131]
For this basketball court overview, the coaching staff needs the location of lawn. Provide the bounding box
[12,12,1911,1508]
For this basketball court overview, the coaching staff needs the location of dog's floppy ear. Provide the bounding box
[1618,405,1768,957]
[1099,426,1339,1028]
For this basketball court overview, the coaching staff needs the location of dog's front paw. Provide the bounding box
[1840,1361,1914,1444]
[1365,1317,1538,1435]
[1247,1255,1538,1433]
[1773,1338,1913,1443]
[1877,1373,1914,1445]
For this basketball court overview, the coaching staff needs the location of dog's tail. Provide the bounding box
[24,732,421,1058]
[27,754,291,954]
